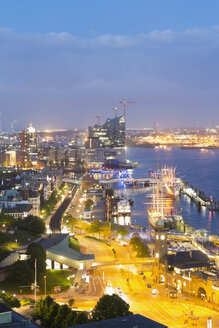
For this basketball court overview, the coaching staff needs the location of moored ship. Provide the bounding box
[147,186,183,230]
[149,166,181,198]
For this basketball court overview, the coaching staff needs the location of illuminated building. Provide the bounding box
[20,124,38,166]
[87,114,125,149]
[153,231,219,304]
[5,150,16,167]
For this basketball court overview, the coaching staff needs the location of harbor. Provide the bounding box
[124,147,219,235]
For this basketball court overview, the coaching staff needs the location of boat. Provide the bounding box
[114,199,131,226]
[147,185,183,230]
[149,166,181,198]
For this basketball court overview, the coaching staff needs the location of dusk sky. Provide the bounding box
[1,1,219,129]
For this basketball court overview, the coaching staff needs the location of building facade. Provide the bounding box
[153,231,219,305]
[20,124,38,166]
[87,114,125,149]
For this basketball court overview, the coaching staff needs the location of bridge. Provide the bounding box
[99,177,156,184]
[63,176,156,185]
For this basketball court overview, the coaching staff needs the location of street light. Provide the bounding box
[44,276,47,297]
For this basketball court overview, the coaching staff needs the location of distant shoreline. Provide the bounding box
[127,143,219,149]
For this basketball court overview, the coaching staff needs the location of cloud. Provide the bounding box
[0,27,219,129]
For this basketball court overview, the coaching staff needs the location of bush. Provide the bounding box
[0,291,20,308]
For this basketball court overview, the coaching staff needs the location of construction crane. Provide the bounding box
[94,115,101,125]
[112,107,119,117]
[119,96,136,115]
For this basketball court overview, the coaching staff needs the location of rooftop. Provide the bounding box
[71,314,167,328]
[0,303,39,327]
[166,250,211,269]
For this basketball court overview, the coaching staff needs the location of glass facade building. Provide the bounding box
[88,114,125,148]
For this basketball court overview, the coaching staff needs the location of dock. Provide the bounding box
[182,183,219,211]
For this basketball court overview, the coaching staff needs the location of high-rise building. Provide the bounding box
[20,124,38,166]
[87,114,125,149]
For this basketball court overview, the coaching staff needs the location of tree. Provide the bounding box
[26,243,46,281]
[68,298,75,307]
[88,221,102,236]
[2,161,9,167]
[100,222,112,239]
[0,291,20,308]
[92,294,132,321]
[17,215,45,235]
[33,296,86,328]
[11,260,33,285]
[0,232,10,244]
[0,213,16,228]
[74,312,88,325]
[33,296,59,328]
[54,304,75,328]
[84,199,94,210]
[117,226,129,238]
[64,215,78,231]
[130,237,149,258]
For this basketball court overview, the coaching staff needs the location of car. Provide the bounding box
[147,283,151,288]
[151,289,158,295]
[143,275,146,280]
[139,271,144,275]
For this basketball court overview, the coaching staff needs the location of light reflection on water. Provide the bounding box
[113,147,219,235]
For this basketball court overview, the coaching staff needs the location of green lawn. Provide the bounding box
[6,229,38,247]
[0,276,21,294]
[0,269,76,296]
[69,237,80,252]
[44,269,75,294]
[20,297,35,306]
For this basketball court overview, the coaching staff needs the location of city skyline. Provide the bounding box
[1,1,219,129]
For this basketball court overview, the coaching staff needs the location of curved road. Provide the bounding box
[49,196,72,232]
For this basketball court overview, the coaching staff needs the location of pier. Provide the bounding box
[99,177,157,187]
[182,183,219,211]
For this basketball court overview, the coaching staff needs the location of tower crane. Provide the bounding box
[119,96,136,115]
[94,115,101,125]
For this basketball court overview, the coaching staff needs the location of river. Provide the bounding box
[124,147,219,235]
